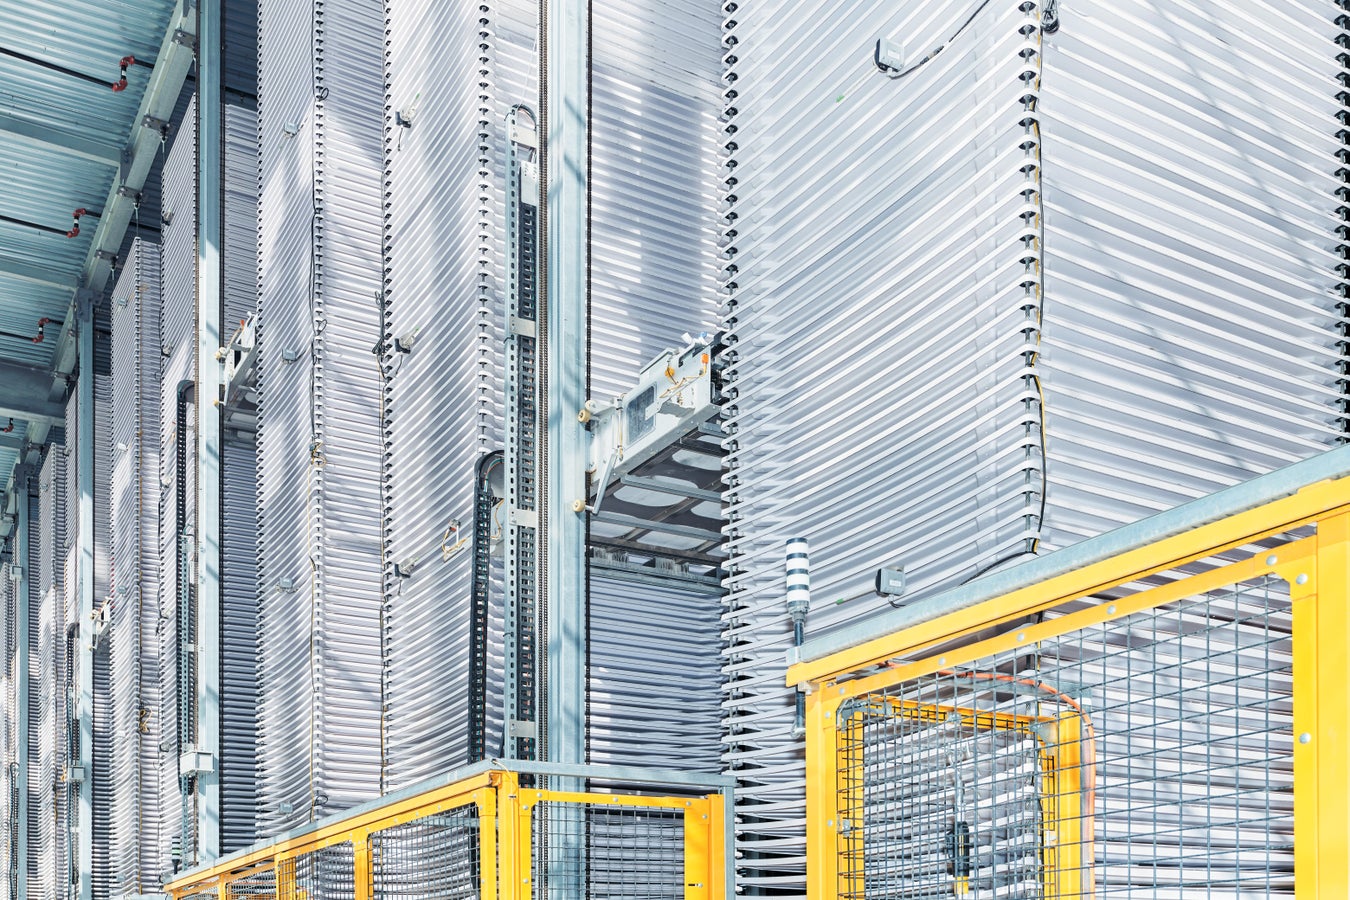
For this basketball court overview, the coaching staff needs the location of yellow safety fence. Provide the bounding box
[789,470,1350,899]
[165,764,729,900]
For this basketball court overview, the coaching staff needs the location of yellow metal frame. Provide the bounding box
[791,474,1350,900]
[165,770,725,900]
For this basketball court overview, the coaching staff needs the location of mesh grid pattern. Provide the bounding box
[229,866,279,897]
[533,802,687,899]
[372,803,481,899]
[839,575,1293,899]
[296,842,357,900]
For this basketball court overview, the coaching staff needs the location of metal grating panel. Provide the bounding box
[295,842,356,900]
[257,0,385,831]
[532,802,687,899]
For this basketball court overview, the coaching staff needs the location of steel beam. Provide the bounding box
[5,0,195,571]
[43,0,197,399]
[0,359,65,427]
[543,0,589,784]
[13,466,30,900]
[75,292,93,900]
[0,111,122,167]
[194,0,223,864]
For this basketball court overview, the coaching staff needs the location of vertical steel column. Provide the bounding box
[75,289,93,900]
[12,467,29,900]
[194,0,224,864]
[541,0,588,783]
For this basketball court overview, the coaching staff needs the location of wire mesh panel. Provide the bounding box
[228,866,278,899]
[534,802,687,899]
[837,575,1294,899]
[371,803,481,899]
[295,843,356,900]
[840,706,1043,899]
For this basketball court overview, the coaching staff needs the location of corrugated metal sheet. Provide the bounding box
[718,0,1345,894]
[225,0,259,99]
[108,239,165,891]
[1036,0,1346,547]
[220,437,258,852]
[257,0,385,832]
[224,103,260,329]
[380,0,723,787]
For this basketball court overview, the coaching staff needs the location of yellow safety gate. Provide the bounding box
[790,472,1350,899]
[165,766,728,900]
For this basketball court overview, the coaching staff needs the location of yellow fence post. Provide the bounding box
[707,792,727,900]
[804,685,841,900]
[1296,510,1350,898]
[478,788,499,900]
[354,831,373,900]
[495,771,533,900]
[682,797,714,900]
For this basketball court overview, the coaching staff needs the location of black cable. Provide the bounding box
[0,46,111,88]
[0,213,67,236]
[877,0,998,81]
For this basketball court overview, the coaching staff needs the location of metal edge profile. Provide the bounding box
[792,444,1350,668]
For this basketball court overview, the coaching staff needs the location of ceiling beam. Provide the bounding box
[47,0,197,386]
[0,256,80,291]
[0,111,122,167]
[0,358,64,427]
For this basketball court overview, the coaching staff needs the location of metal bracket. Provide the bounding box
[116,185,144,203]
[509,508,537,529]
[172,28,197,49]
[141,115,169,133]
[508,719,538,739]
[509,315,536,339]
[179,749,215,775]
[584,445,621,516]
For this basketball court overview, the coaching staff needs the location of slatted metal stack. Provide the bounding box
[220,40,262,851]
[380,0,508,788]
[378,0,727,785]
[108,238,165,894]
[717,0,1345,894]
[33,444,63,900]
[256,0,386,832]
